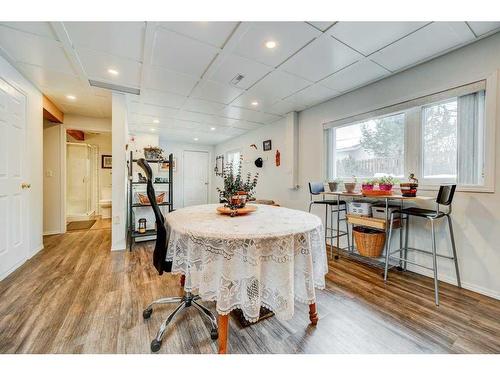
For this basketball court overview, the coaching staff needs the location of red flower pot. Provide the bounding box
[379,183,393,191]
[361,184,374,191]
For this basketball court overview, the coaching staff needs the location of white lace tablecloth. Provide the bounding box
[165,204,328,322]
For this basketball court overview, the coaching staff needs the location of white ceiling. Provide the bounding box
[0,21,499,144]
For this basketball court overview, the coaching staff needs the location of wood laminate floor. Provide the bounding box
[0,223,499,354]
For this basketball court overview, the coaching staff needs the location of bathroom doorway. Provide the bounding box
[66,142,99,222]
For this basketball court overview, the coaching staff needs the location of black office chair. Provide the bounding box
[384,185,461,306]
[308,182,350,259]
[137,158,218,353]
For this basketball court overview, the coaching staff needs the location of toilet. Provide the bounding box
[99,186,112,218]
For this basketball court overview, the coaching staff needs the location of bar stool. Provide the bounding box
[308,182,350,259]
[384,185,461,305]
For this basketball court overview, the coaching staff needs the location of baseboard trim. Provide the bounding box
[43,230,61,236]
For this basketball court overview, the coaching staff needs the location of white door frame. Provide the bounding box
[182,150,210,207]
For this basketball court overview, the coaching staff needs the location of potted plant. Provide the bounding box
[344,176,357,193]
[328,178,342,192]
[378,176,399,191]
[361,178,376,191]
[143,146,163,160]
[400,173,419,197]
[217,156,259,210]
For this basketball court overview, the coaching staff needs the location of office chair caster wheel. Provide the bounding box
[143,308,153,319]
[150,339,162,352]
[210,328,218,340]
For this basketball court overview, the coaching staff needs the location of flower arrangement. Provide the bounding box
[361,178,377,191]
[217,155,259,209]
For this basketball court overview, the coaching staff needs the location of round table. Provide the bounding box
[165,203,328,353]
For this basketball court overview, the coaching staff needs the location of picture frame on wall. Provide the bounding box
[101,155,112,169]
[263,139,272,151]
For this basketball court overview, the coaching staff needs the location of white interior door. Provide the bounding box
[183,150,209,207]
[0,78,27,280]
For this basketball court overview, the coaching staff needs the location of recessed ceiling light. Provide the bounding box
[210,127,216,131]
[107,68,119,76]
[66,95,76,100]
[153,119,160,124]
[193,138,199,141]
[150,128,155,132]
[265,40,277,49]
[251,101,259,106]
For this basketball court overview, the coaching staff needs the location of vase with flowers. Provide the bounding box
[378,176,399,191]
[361,179,376,191]
[217,156,259,213]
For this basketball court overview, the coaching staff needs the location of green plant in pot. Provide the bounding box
[361,178,376,191]
[344,176,357,193]
[400,173,419,197]
[378,176,399,191]
[328,178,343,192]
[217,155,259,210]
[143,146,163,160]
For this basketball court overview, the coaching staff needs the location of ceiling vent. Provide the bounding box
[230,74,245,87]
[89,80,141,95]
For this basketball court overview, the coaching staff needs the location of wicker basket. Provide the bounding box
[353,226,386,257]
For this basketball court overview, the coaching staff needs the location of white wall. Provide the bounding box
[215,32,500,300]
[214,118,297,206]
[64,114,111,133]
[159,140,214,209]
[0,54,43,259]
[43,120,64,234]
[111,93,128,251]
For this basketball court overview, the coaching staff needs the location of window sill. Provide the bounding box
[416,185,494,194]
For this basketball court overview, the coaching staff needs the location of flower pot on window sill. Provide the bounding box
[328,182,339,192]
[379,183,393,191]
[344,183,357,193]
[361,184,374,191]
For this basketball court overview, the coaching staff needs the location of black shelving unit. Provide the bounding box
[127,151,173,250]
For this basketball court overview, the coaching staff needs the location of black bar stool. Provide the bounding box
[384,185,461,305]
[308,182,350,259]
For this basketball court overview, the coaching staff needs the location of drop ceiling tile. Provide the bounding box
[64,22,145,61]
[221,106,281,124]
[182,98,226,115]
[139,88,186,108]
[175,110,219,125]
[152,28,219,77]
[329,22,429,56]
[0,26,75,75]
[191,79,244,105]
[280,36,362,82]
[230,91,276,111]
[17,63,82,92]
[144,65,199,96]
[0,22,57,40]
[283,83,340,107]
[370,22,475,72]
[267,100,306,115]
[130,103,179,119]
[319,59,390,92]
[249,70,312,102]
[77,47,142,88]
[159,22,239,48]
[231,22,321,67]
[467,22,500,36]
[307,22,335,32]
[207,53,272,89]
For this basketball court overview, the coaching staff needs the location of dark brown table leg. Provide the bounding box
[180,275,185,287]
[309,303,319,325]
[218,314,229,354]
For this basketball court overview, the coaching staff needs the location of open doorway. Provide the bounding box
[65,130,112,231]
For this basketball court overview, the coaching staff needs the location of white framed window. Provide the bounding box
[324,78,496,192]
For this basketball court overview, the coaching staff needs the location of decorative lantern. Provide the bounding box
[138,218,147,233]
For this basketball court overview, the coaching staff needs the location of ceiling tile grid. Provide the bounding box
[1,21,499,144]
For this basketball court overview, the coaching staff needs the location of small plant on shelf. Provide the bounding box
[328,178,343,192]
[143,146,163,160]
[361,178,377,191]
[400,173,419,197]
[378,176,400,191]
[217,155,259,209]
[344,175,357,193]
